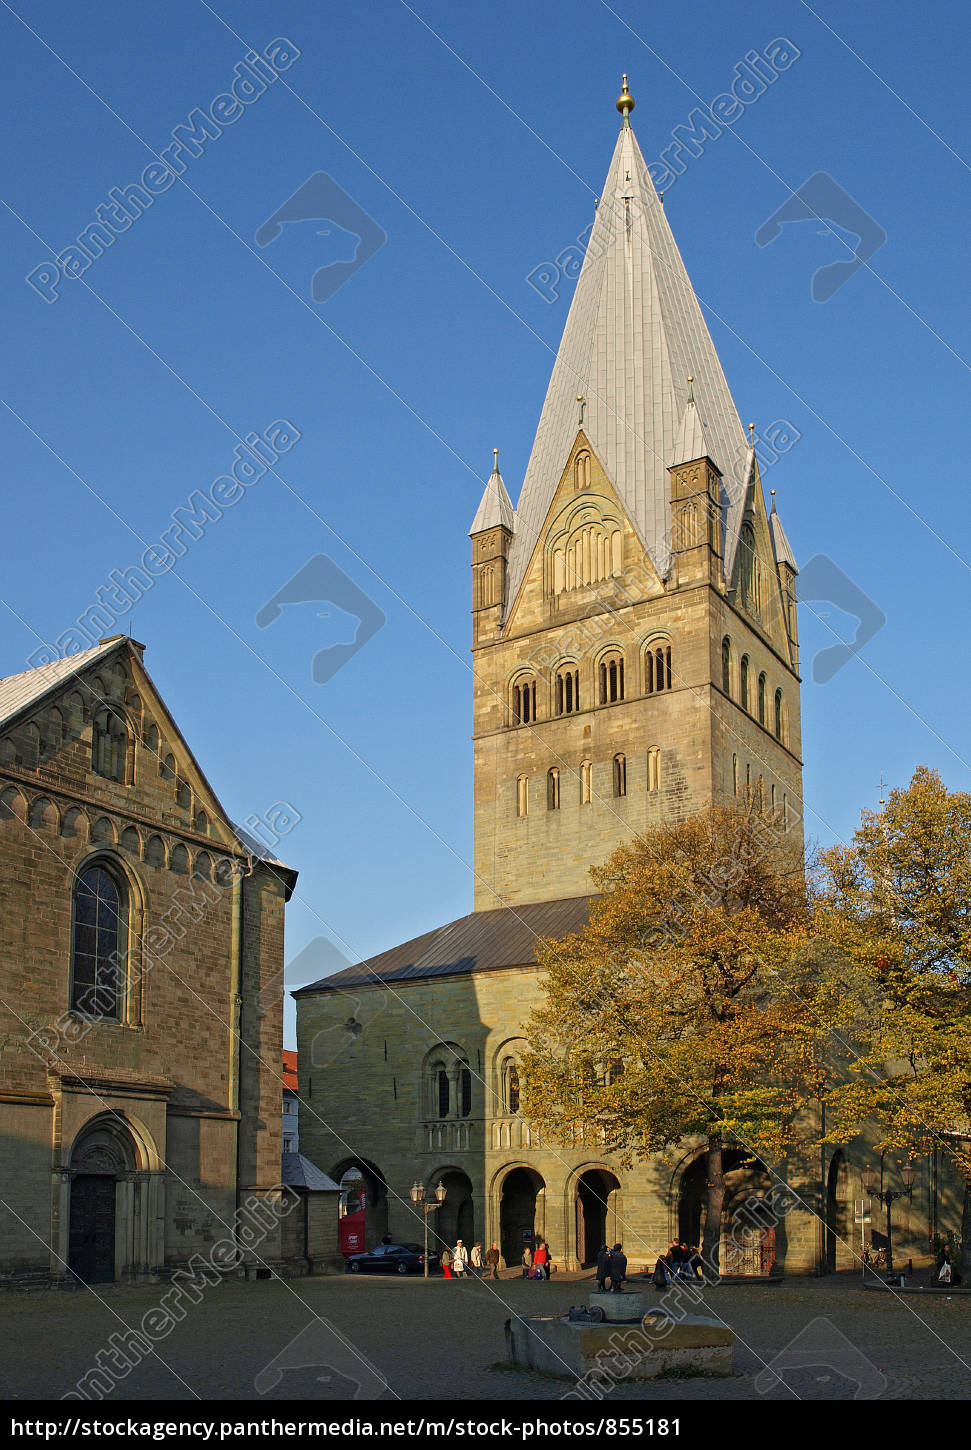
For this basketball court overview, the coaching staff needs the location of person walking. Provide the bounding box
[521,1244,533,1279]
[452,1240,469,1277]
[470,1242,484,1277]
[533,1240,550,1281]
[688,1244,704,1280]
[608,1243,627,1293]
[441,1245,453,1280]
[596,1243,612,1293]
[485,1242,500,1280]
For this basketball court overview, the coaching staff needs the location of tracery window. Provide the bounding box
[71,864,125,1019]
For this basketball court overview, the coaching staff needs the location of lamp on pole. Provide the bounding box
[863,1160,914,1275]
[410,1180,447,1278]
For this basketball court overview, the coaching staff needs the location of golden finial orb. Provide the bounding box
[616,74,635,118]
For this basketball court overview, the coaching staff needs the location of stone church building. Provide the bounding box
[296,86,942,1274]
[0,635,301,1284]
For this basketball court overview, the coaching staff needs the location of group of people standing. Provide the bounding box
[652,1240,704,1287]
[440,1240,502,1279]
[595,1243,628,1293]
[521,1241,551,1280]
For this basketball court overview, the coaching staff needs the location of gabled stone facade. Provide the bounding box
[0,636,298,1285]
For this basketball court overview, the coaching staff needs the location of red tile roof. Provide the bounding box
[282,1050,298,1093]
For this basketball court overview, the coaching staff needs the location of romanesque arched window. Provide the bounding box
[580,760,592,805]
[460,1067,472,1118]
[613,753,627,798]
[599,652,625,705]
[575,451,591,490]
[92,710,128,783]
[437,1065,449,1119]
[555,665,580,716]
[647,747,661,793]
[502,1058,521,1115]
[516,775,529,818]
[740,655,750,713]
[71,863,125,1019]
[722,637,732,696]
[774,689,784,743]
[512,676,537,726]
[758,672,767,727]
[547,768,560,811]
[644,641,673,694]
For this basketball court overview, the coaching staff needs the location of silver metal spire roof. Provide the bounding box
[504,115,750,610]
[469,455,514,536]
[770,503,798,571]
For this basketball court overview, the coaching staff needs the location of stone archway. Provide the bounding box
[677,1147,774,1274]
[499,1166,545,1270]
[330,1158,389,1249]
[574,1168,622,1267]
[826,1149,848,1272]
[66,1114,162,1284]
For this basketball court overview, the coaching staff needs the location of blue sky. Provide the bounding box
[1,0,968,1044]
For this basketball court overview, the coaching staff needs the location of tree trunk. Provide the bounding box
[702,1132,725,1280]
[961,1176,971,1273]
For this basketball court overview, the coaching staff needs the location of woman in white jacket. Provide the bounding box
[452,1240,469,1276]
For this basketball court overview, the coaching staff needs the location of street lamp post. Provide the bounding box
[863,1160,915,1275]
[410,1180,447,1278]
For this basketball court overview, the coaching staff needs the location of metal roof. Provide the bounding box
[281,1152,340,1192]
[469,463,515,535]
[504,117,750,612]
[0,638,125,729]
[294,894,596,994]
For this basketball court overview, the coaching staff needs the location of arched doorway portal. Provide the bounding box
[434,1170,475,1254]
[330,1158,389,1250]
[677,1148,774,1273]
[67,1114,160,1284]
[499,1166,545,1269]
[574,1169,621,1267]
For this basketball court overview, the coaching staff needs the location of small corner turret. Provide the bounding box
[470,450,514,645]
[667,379,723,588]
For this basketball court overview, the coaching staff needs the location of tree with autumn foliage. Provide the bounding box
[520,801,820,1272]
[814,766,971,1262]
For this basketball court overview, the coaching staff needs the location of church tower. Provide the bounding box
[470,78,803,910]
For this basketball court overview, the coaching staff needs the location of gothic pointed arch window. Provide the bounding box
[599,651,625,705]
[71,862,127,1019]
[722,637,732,697]
[547,767,560,811]
[580,760,593,805]
[613,753,627,798]
[92,709,129,783]
[555,665,580,716]
[740,655,750,713]
[512,675,537,726]
[644,640,673,694]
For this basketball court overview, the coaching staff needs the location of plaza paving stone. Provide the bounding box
[1,1272,969,1401]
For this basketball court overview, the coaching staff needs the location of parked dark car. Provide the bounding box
[345,1243,440,1275]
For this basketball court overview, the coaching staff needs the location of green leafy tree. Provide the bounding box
[815,766,971,1261]
[520,802,817,1271]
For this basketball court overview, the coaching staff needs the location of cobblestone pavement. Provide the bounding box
[2,1271,970,1401]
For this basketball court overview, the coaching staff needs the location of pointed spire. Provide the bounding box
[469,451,514,536]
[503,90,750,610]
[769,490,798,571]
[671,375,711,467]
